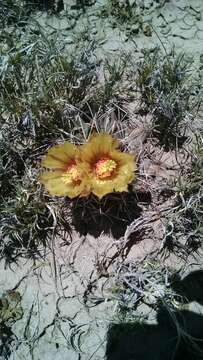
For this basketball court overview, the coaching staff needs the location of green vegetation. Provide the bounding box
[136,48,200,147]
[172,134,203,254]
[100,0,143,33]
[101,0,138,24]
[0,26,99,261]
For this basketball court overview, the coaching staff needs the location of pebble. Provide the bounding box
[143,24,152,37]
[130,24,140,35]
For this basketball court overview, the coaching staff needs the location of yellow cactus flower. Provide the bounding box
[39,143,90,198]
[80,133,136,199]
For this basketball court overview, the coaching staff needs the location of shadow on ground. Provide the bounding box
[106,270,203,360]
[71,191,143,239]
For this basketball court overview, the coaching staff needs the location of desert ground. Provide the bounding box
[0,1,203,359]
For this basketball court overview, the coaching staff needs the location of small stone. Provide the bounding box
[91,26,98,35]
[130,24,140,35]
[143,23,152,36]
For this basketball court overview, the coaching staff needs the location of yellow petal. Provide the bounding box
[87,151,136,199]
[39,170,90,198]
[80,133,120,164]
[39,170,64,182]
[41,157,67,169]
[40,136,136,199]
[90,176,128,199]
[41,143,79,169]
[110,151,135,169]
[41,176,73,196]
[42,177,83,197]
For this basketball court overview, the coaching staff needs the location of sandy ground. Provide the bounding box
[1,0,203,359]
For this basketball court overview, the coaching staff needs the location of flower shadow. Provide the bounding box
[71,191,143,239]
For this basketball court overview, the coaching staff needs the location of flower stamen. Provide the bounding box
[62,164,81,185]
[95,158,117,179]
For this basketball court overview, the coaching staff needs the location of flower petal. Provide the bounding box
[110,151,135,170]
[80,133,120,164]
[42,177,80,197]
[40,135,136,199]
[40,170,90,198]
[41,143,79,169]
[41,177,72,196]
[41,157,67,169]
[39,170,64,181]
[87,151,136,199]
[90,175,129,199]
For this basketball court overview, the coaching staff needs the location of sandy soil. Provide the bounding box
[1,0,203,359]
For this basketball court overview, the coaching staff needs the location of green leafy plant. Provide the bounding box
[101,0,141,28]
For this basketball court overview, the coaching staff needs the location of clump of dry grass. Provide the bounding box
[112,260,180,314]
[0,14,133,262]
[100,0,141,27]
[165,133,203,255]
[136,48,200,148]
[0,175,53,262]
[0,0,28,27]
[0,24,99,262]
[105,257,203,359]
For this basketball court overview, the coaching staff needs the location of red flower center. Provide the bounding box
[94,158,117,179]
[62,162,81,184]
